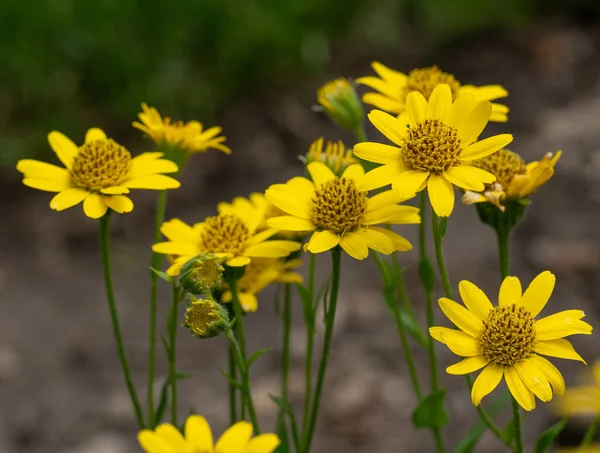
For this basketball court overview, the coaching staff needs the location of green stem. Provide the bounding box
[465,374,506,441]
[227,275,248,418]
[168,284,180,426]
[511,397,524,453]
[580,415,600,449]
[301,254,317,442]
[392,253,419,323]
[431,208,454,299]
[279,284,292,430]
[148,189,168,425]
[225,328,261,433]
[303,248,341,453]
[228,344,238,424]
[497,225,511,280]
[353,124,367,142]
[99,214,145,428]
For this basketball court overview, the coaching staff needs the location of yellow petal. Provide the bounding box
[307,161,336,188]
[391,170,429,200]
[265,185,312,219]
[366,190,404,211]
[104,195,134,214]
[498,276,522,307]
[355,228,395,255]
[138,430,176,453]
[23,177,71,192]
[306,230,340,254]
[239,292,259,312]
[462,84,508,102]
[83,193,108,219]
[353,142,402,165]
[240,433,281,453]
[123,174,180,190]
[429,326,453,344]
[267,216,315,232]
[152,242,199,256]
[471,363,504,406]
[160,218,198,243]
[50,188,89,211]
[405,91,428,128]
[247,228,278,246]
[427,174,455,217]
[356,75,401,100]
[536,310,592,341]
[363,205,420,225]
[439,297,484,336]
[339,231,370,260]
[16,159,69,180]
[371,61,407,84]
[361,93,404,114]
[518,270,556,317]
[185,415,214,452]
[533,339,586,363]
[447,356,489,375]
[215,421,253,452]
[514,358,553,402]
[100,186,130,194]
[341,164,364,181]
[355,163,404,191]
[446,93,475,128]
[128,157,179,178]
[227,256,252,267]
[458,280,493,321]
[48,131,78,168]
[367,110,406,147]
[166,256,193,276]
[85,127,107,143]
[244,240,301,258]
[426,84,452,120]
[438,329,480,357]
[527,355,565,396]
[443,165,495,191]
[505,366,536,411]
[155,423,188,453]
[368,226,412,252]
[457,101,491,144]
[461,134,513,161]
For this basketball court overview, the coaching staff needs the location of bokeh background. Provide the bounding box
[2,0,600,452]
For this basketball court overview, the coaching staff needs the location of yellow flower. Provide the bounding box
[133,103,232,155]
[152,213,301,276]
[265,162,420,259]
[462,149,562,211]
[302,137,358,176]
[222,258,303,312]
[357,63,509,122]
[430,271,592,411]
[555,360,600,417]
[138,415,280,453]
[317,78,364,131]
[354,84,513,216]
[16,128,180,219]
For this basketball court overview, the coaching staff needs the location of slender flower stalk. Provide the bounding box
[167,284,182,426]
[279,284,292,432]
[511,397,524,453]
[301,255,317,441]
[99,214,145,428]
[226,274,248,417]
[581,416,600,449]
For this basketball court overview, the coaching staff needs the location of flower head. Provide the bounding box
[221,258,303,312]
[152,213,301,276]
[357,62,509,122]
[354,84,513,216]
[554,359,600,417]
[316,78,364,131]
[133,103,231,155]
[301,137,358,176]
[138,415,280,453]
[16,128,180,219]
[430,271,592,411]
[184,296,230,339]
[179,253,226,295]
[462,149,562,211]
[265,162,420,259]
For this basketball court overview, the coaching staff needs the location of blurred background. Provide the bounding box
[2,0,600,451]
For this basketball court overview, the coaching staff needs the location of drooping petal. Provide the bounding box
[85,127,107,143]
[458,280,493,321]
[50,188,89,211]
[443,165,495,191]
[227,256,252,267]
[461,134,513,161]
[353,142,402,165]
[339,231,370,260]
[439,297,484,336]
[405,91,428,128]
[215,421,253,452]
[239,292,259,312]
[499,276,522,307]
[267,216,315,232]
[83,193,108,219]
[367,226,412,251]
[100,186,130,194]
[514,359,553,402]
[306,231,340,254]
[528,355,565,396]
[185,415,214,452]
[307,161,336,188]
[536,310,592,341]
[363,205,421,225]
[123,174,180,190]
[533,339,586,363]
[104,195,134,214]
[355,228,395,254]
[426,84,452,120]
[355,163,404,192]
[518,270,556,317]
[471,363,504,406]
[427,174,455,217]
[240,433,281,453]
[505,366,536,411]
[447,356,489,375]
[244,240,301,258]
[367,110,407,147]
[48,131,78,168]
[392,170,429,200]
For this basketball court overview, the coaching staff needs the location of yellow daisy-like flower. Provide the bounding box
[16,128,180,219]
[302,137,358,176]
[265,161,420,260]
[133,103,232,155]
[354,84,513,217]
[221,258,303,312]
[138,415,279,453]
[555,360,600,417]
[430,271,593,411]
[462,149,562,211]
[152,212,301,276]
[357,62,509,123]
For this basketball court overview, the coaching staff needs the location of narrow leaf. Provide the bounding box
[248,348,273,368]
[220,369,244,391]
[150,267,174,284]
[533,418,569,453]
[418,259,435,293]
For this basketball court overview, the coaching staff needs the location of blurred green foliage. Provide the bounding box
[0,0,595,166]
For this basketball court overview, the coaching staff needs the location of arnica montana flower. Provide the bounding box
[462,149,562,211]
[354,84,513,216]
[16,128,180,219]
[139,415,280,453]
[265,162,420,259]
[554,359,600,417]
[317,78,364,131]
[430,271,592,411]
[184,296,230,339]
[221,258,303,312]
[357,62,509,122]
[300,137,358,176]
[152,215,301,276]
[133,103,232,155]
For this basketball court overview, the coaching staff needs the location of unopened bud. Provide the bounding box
[316,78,364,131]
[300,137,357,176]
[179,253,225,294]
[184,296,230,339]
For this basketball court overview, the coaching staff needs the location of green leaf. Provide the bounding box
[439,216,448,238]
[153,372,194,426]
[533,418,568,453]
[151,267,174,284]
[220,369,244,391]
[501,420,515,445]
[273,426,290,453]
[418,259,435,293]
[248,348,273,368]
[269,394,295,415]
[412,390,449,429]
[399,310,426,347]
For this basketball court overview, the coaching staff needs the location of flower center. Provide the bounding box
[311,178,366,234]
[200,214,251,256]
[474,149,527,189]
[404,66,461,101]
[69,139,131,190]
[401,119,462,173]
[479,304,536,366]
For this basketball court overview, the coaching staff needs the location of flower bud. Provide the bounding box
[300,137,357,176]
[184,296,230,339]
[316,78,364,132]
[179,253,225,295]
